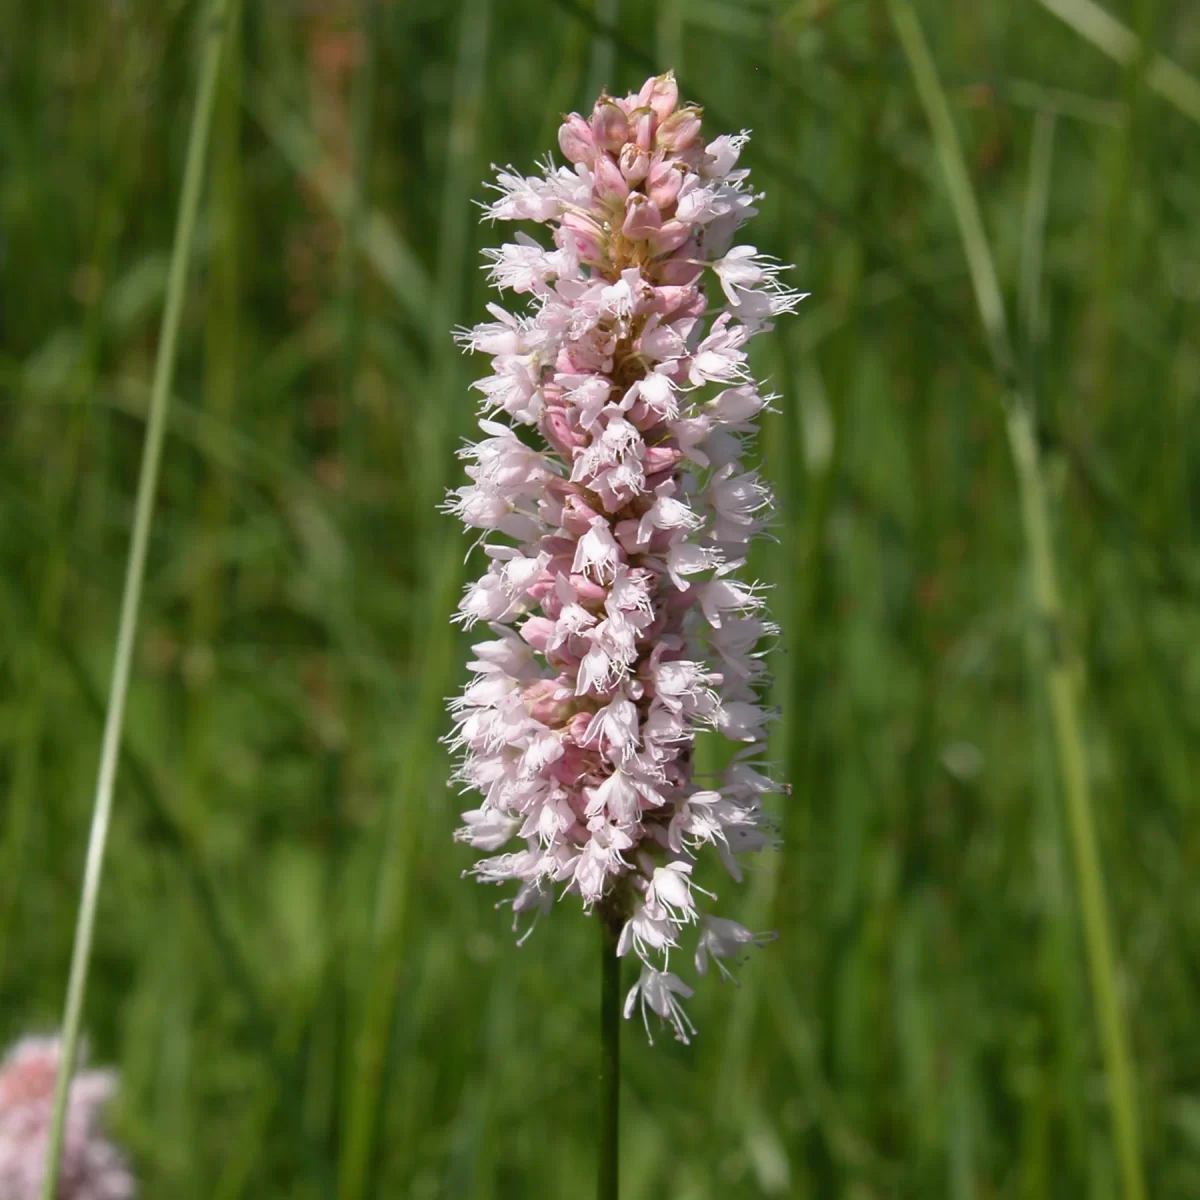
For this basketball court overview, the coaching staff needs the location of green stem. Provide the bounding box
[339,0,376,488]
[40,4,230,1197]
[598,917,621,1200]
[1007,406,1145,1200]
[884,4,1145,1198]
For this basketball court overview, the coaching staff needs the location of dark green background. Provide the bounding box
[1,0,1198,1194]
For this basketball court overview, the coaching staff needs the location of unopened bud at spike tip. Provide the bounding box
[639,71,680,122]
[558,113,595,166]
[590,99,629,153]
[656,105,703,153]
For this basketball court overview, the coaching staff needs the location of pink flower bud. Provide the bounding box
[520,616,555,651]
[628,105,656,151]
[655,238,704,284]
[647,220,691,256]
[570,573,610,603]
[646,159,686,210]
[590,98,628,153]
[560,209,604,262]
[638,71,679,122]
[562,492,604,535]
[540,408,585,457]
[523,678,576,725]
[614,518,647,553]
[644,445,684,474]
[565,710,596,746]
[618,142,650,185]
[656,106,703,153]
[591,153,629,204]
[622,193,663,240]
[549,742,596,787]
[652,283,707,319]
[558,114,595,165]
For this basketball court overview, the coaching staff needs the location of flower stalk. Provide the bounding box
[598,909,621,1200]
[41,2,231,1197]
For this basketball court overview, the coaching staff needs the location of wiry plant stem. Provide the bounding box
[598,913,621,1200]
[885,3,1145,1198]
[1007,403,1146,1200]
[40,3,231,1196]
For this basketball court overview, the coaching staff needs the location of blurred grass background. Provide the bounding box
[2,0,1199,1195]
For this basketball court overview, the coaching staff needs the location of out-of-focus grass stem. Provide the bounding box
[40,2,231,1196]
[338,1,491,1196]
[1019,107,1090,1182]
[1035,0,1200,125]
[1019,112,1055,386]
[339,0,376,486]
[885,3,1145,1197]
[656,0,683,73]
[588,0,618,98]
[312,0,377,1166]
[194,0,242,652]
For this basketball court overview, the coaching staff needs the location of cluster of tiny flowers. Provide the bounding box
[446,72,802,1043]
[0,1037,135,1200]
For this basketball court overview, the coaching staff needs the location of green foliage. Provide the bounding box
[2,0,1199,1195]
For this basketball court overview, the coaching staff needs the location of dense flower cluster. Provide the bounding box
[447,72,802,1042]
[0,1037,134,1200]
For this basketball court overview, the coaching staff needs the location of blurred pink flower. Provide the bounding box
[0,1036,135,1200]
[447,72,804,1042]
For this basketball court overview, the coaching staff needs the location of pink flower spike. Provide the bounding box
[0,1036,135,1200]
[449,75,802,1042]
